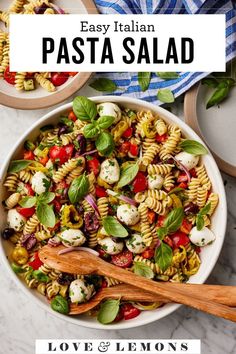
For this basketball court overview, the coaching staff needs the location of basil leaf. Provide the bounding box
[96,115,115,129]
[163,207,184,234]
[196,214,204,231]
[202,78,218,88]
[103,216,128,237]
[89,78,117,92]
[24,140,35,151]
[138,72,151,91]
[51,295,69,314]
[37,192,55,204]
[156,72,179,80]
[32,270,50,282]
[36,203,56,228]
[8,159,32,173]
[154,242,173,271]
[199,202,211,216]
[68,173,89,204]
[59,116,74,127]
[97,299,120,324]
[11,263,26,273]
[133,262,154,279]
[157,89,175,103]
[95,132,114,156]
[83,123,100,139]
[19,196,37,208]
[42,178,51,192]
[73,96,97,121]
[157,226,168,241]
[206,82,230,109]
[180,140,208,155]
[117,163,139,188]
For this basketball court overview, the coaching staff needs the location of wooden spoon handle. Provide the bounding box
[99,264,236,322]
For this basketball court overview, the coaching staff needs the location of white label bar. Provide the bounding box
[10,14,225,72]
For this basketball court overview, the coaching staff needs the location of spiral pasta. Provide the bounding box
[97,197,109,220]
[141,144,160,166]
[9,0,25,13]
[23,214,39,235]
[53,158,84,183]
[159,125,181,160]
[196,186,208,208]
[155,119,167,136]
[138,203,153,246]
[148,163,174,176]
[163,172,175,191]
[15,72,27,91]
[187,178,201,201]
[145,197,166,215]
[207,193,219,216]
[34,73,55,92]
[104,277,122,287]
[4,192,21,209]
[4,173,18,192]
[18,169,32,183]
[195,165,211,190]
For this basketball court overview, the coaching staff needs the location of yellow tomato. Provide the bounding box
[12,247,29,265]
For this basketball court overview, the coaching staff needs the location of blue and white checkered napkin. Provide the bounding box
[94,0,236,104]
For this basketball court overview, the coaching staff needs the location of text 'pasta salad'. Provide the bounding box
[2,97,219,324]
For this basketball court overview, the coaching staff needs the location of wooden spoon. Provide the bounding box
[39,245,236,322]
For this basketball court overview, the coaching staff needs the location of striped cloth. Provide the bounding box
[94,0,236,104]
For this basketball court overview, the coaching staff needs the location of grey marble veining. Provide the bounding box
[0,88,235,354]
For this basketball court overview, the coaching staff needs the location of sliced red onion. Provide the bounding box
[107,189,137,206]
[58,246,99,256]
[81,149,97,157]
[84,194,100,217]
[48,236,61,247]
[50,3,65,14]
[171,155,191,183]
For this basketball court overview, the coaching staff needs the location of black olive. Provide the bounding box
[184,202,199,215]
[75,134,86,155]
[34,3,50,14]
[57,273,74,286]
[2,228,15,240]
[58,125,68,136]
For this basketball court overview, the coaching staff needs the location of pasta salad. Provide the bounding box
[2,97,219,324]
[0,0,77,92]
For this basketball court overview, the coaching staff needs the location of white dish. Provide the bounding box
[0,96,227,329]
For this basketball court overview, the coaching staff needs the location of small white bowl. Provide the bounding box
[0,96,227,329]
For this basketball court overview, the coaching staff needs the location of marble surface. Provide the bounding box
[0,87,235,354]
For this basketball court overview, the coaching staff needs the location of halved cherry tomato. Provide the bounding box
[163,235,174,249]
[178,182,188,189]
[28,252,43,270]
[111,250,133,268]
[16,206,35,218]
[180,218,192,234]
[26,72,35,79]
[122,127,133,138]
[49,144,73,165]
[68,110,77,122]
[52,199,61,213]
[25,183,35,196]
[95,186,107,198]
[120,141,130,154]
[141,248,154,259]
[156,133,168,143]
[189,168,197,177]
[114,306,125,322]
[39,156,49,166]
[68,72,78,77]
[97,248,110,260]
[171,231,190,249]
[157,215,166,227]
[87,157,100,176]
[129,143,139,156]
[133,172,147,193]
[64,144,74,158]
[122,303,141,320]
[147,210,156,224]
[177,172,188,183]
[23,150,34,160]
[4,66,16,85]
[51,72,69,86]
[54,181,68,196]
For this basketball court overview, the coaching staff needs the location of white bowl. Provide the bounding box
[0,96,227,329]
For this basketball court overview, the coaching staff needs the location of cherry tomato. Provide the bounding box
[26,72,35,79]
[4,66,16,85]
[120,141,130,154]
[111,250,133,268]
[68,72,78,77]
[12,247,29,265]
[157,215,166,227]
[87,157,100,176]
[25,183,35,196]
[195,246,201,254]
[163,235,174,249]
[101,279,108,288]
[49,144,73,165]
[23,150,34,160]
[122,127,133,138]
[16,206,35,218]
[156,133,168,143]
[64,144,74,158]
[133,172,147,193]
[180,218,192,234]
[129,143,139,156]
[68,110,77,122]
[141,248,154,259]
[51,72,69,86]
[28,251,43,270]
[178,182,188,189]
[97,248,110,260]
[122,303,141,320]
[177,172,188,183]
[39,156,49,166]
[147,210,156,224]
[52,199,61,213]
[189,168,197,177]
[95,186,107,198]
[171,231,190,248]
[114,306,125,322]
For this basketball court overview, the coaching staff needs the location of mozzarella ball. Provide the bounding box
[31,171,49,195]
[126,233,147,254]
[98,237,124,255]
[148,174,164,190]
[60,229,86,247]
[99,158,120,184]
[69,279,94,304]
[97,102,121,124]
[175,152,199,170]
[189,226,216,247]
[117,204,140,226]
[7,209,26,232]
